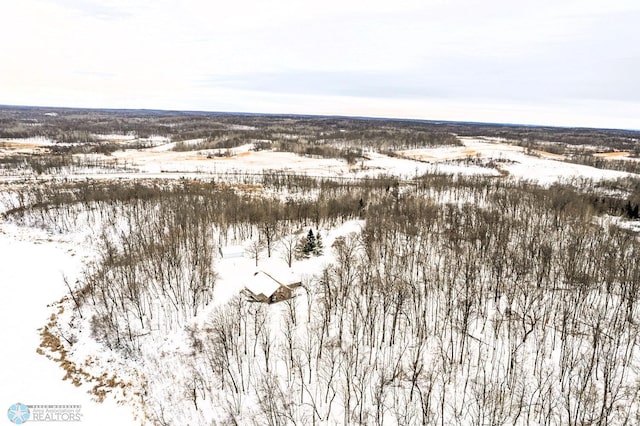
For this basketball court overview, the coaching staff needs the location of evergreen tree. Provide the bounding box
[313,232,324,256]
[294,236,308,260]
[296,229,323,259]
[304,229,316,255]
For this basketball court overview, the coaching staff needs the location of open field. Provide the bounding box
[0,133,635,186]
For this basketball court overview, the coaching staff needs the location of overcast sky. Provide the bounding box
[1,0,639,129]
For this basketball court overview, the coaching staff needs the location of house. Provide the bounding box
[219,245,244,259]
[243,271,302,304]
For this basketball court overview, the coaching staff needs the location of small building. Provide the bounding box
[243,271,302,304]
[219,245,244,259]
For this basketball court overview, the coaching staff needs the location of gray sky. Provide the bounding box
[1,0,639,129]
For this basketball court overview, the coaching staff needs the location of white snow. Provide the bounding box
[2,129,640,424]
[210,221,363,309]
[111,147,349,176]
[0,225,136,425]
[354,150,500,178]
[599,214,640,233]
[397,137,632,184]
[244,271,282,297]
[1,133,636,185]
[56,135,627,184]
[94,134,137,141]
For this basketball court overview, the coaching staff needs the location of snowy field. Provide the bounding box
[1,135,634,184]
[103,137,636,183]
[397,137,631,184]
[1,132,640,424]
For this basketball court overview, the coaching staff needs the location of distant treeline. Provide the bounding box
[4,106,636,151]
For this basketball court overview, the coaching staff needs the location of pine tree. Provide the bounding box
[313,232,324,256]
[304,229,316,255]
[294,236,308,260]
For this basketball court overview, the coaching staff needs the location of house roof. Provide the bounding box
[274,269,302,286]
[220,245,244,258]
[245,271,282,298]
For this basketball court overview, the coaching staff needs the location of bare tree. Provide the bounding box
[245,238,266,267]
[280,233,299,268]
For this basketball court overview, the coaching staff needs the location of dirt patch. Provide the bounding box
[37,300,133,403]
[531,149,565,160]
[214,151,252,160]
[413,155,435,161]
[593,151,630,159]
[181,154,210,161]
[0,142,42,150]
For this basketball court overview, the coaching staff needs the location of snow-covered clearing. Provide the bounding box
[112,146,350,176]
[94,134,137,142]
[353,150,501,179]
[599,214,640,233]
[0,134,636,186]
[107,139,501,179]
[0,224,136,425]
[80,135,635,184]
[398,137,631,184]
[212,220,364,307]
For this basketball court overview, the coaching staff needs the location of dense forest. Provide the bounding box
[3,171,639,425]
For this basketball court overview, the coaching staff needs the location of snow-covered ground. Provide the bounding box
[1,132,639,424]
[112,144,350,176]
[0,134,636,184]
[94,134,137,142]
[211,220,364,308]
[0,224,136,425]
[354,150,501,179]
[599,214,640,233]
[26,215,366,424]
[73,136,640,183]
[398,137,631,184]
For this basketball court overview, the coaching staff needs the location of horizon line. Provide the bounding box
[1,102,639,134]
